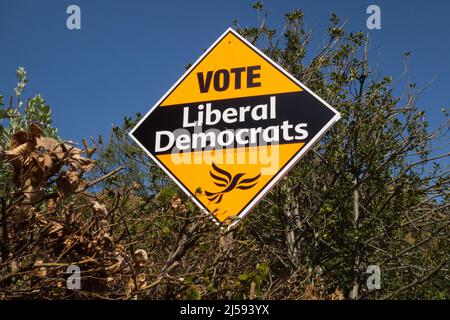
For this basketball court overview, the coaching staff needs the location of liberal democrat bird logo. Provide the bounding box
[205,163,261,204]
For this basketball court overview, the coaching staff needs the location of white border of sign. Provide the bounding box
[129,27,341,229]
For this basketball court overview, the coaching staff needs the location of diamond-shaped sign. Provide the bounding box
[129,28,340,227]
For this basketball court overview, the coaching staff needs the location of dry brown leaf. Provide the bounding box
[136,273,147,289]
[330,288,345,300]
[102,233,114,245]
[5,142,33,159]
[131,181,141,190]
[48,222,63,235]
[134,249,148,262]
[23,179,44,203]
[70,153,95,172]
[47,198,57,212]
[10,131,29,148]
[29,123,43,138]
[41,154,53,171]
[34,260,43,266]
[125,278,135,297]
[66,170,80,184]
[33,259,47,278]
[91,201,108,216]
[105,256,123,272]
[36,136,60,152]
[10,261,19,272]
[134,249,148,268]
[56,175,74,198]
[171,195,181,209]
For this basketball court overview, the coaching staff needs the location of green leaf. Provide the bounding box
[252,1,264,11]
[239,274,249,281]
[187,202,195,211]
[162,226,170,235]
[184,286,201,300]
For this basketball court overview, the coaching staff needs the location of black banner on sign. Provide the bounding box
[133,91,336,155]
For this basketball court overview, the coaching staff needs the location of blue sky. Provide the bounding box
[0,0,448,142]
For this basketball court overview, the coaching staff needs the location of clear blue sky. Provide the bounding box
[0,0,448,142]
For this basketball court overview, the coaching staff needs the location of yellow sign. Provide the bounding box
[130,28,340,227]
